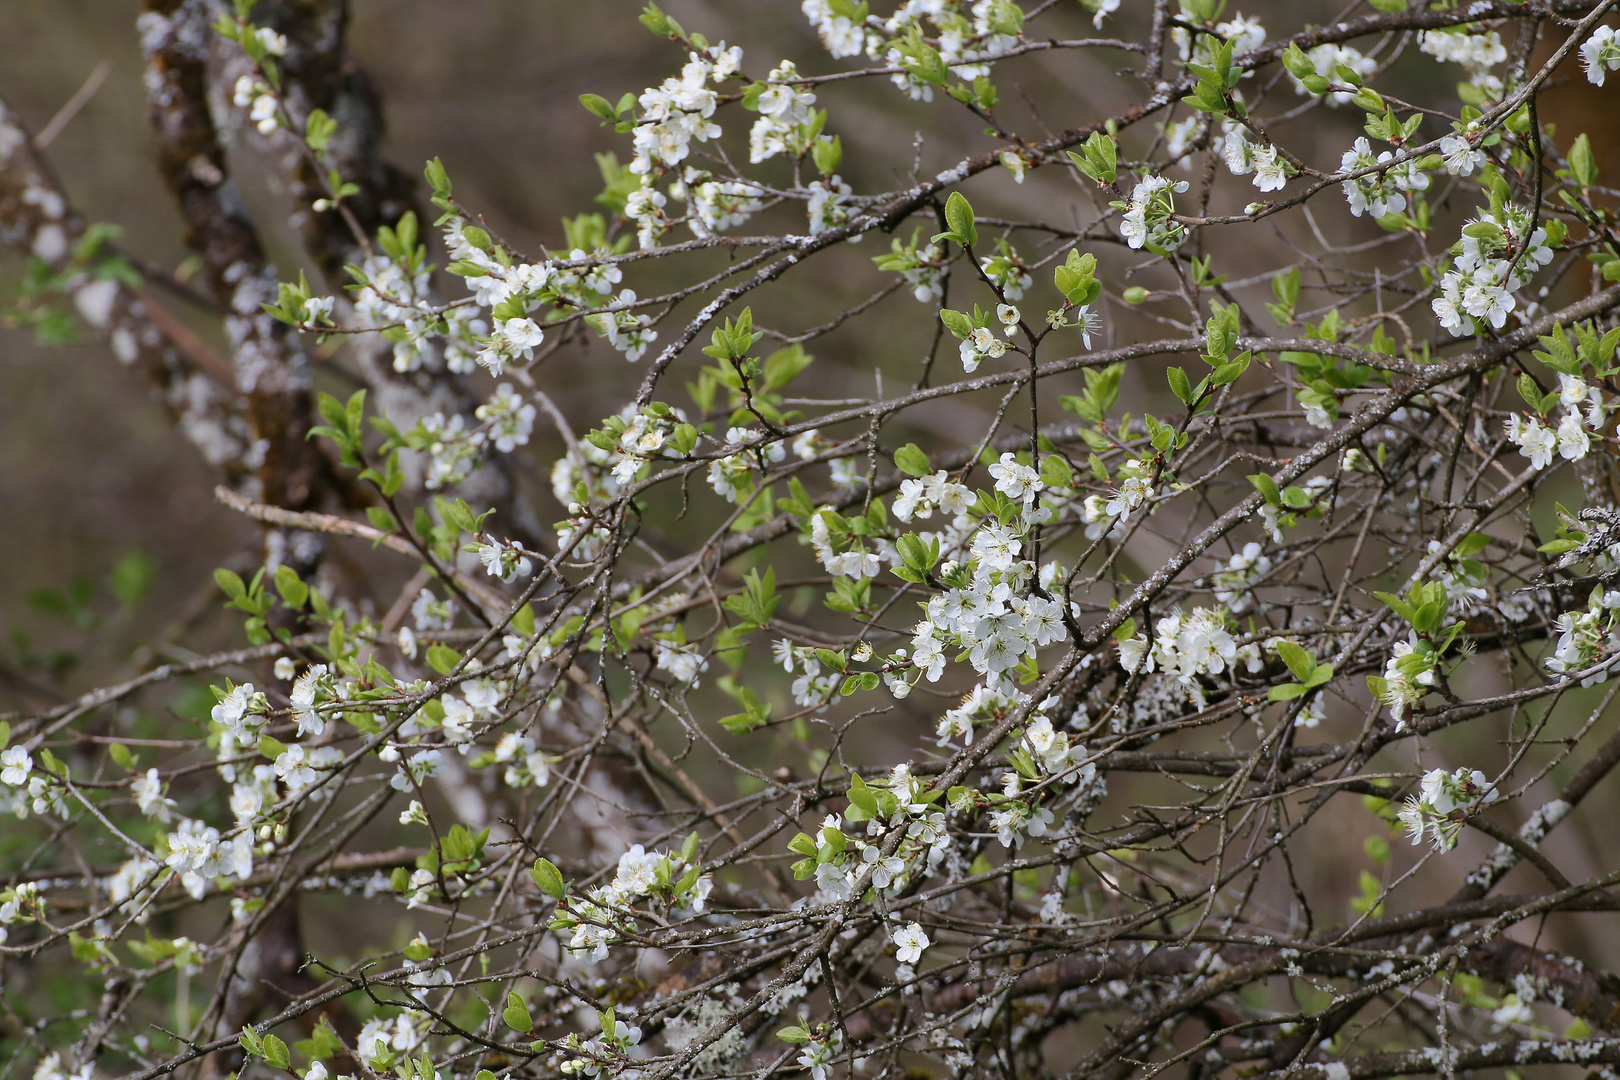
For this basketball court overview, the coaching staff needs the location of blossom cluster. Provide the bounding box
[1399,767,1498,852]
[555,843,713,963]
[15,5,1620,1080]
[1432,202,1555,337]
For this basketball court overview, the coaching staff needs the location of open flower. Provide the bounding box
[893,921,929,964]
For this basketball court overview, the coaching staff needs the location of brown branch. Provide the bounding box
[212,485,513,613]
[142,0,327,513]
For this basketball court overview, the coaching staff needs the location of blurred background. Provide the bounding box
[5,0,1620,1003]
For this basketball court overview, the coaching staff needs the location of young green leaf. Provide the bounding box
[894,443,932,477]
[530,857,567,899]
[942,191,978,249]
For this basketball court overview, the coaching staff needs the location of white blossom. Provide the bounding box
[892,920,929,964]
[1398,767,1497,851]
[133,768,174,822]
[0,746,30,787]
[1581,25,1620,86]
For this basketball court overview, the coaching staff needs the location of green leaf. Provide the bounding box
[780,477,815,518]
[440,497,479,534]
[639,1,684,37]
[273,565,309,610]
[1462,220,1506,245]
[1412,600,1445,637]
[1248,474,1281,505]
[504,992,534,1032]
[262,1034,290,1070]
[1053,250,1100,305]
[812,133,843,177]
[719,709,768,734]
[295,1019,345,1062]
[580,93,618,121]
[1040,453,1074,489]
[1268,683,1307,701]
[424,157,451,197]
[304,107,337,153]
[214,568,247,602]
[1568,132,1594,190]
[762,343,814,390]
[943,191,978,249]
[1374,590,1417,626]
[894,443,932,477]
[1066,132,1117,185]
[258,735,286,760]
[110,550,155,609]
[426,644,461,675]
[1166,366,1194,405]
[939,308,973,339]
[1517,372,1547,414]
[530,857,566,899]
[1205,306,1239,360]
[840,671,880,695]
[846,774,880,815]
[1212,355,1249,386]
[814,647,847,672]
[1274,640,1314,683]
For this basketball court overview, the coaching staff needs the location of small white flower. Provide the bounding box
[0,746,31,787]
[1439,133,1485,176]
[440,695,476,743]
[1089,0,1120,27]
[1582,26,1620,87]
[133,768,175,822]
[250,93,279,135]
[478,539,532,583]
[815,859,854,898]
[988,452,1044,505]
[1251,145,1289,192]
[211,683,260,737]
[289,664,329,738]
[1557,410,1591,462]
[892,921,930,964]
[254,27,288,57]
[1507,414,1557,470]
[275,745,317,790]
[960,325,1008,373]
